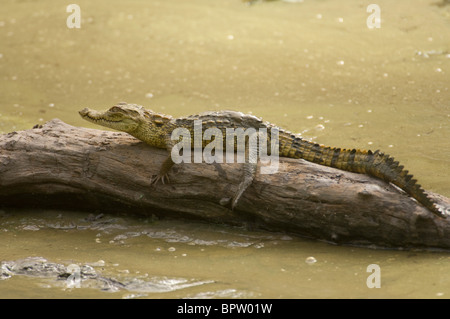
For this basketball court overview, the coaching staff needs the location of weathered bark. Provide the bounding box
[0,119,449,249]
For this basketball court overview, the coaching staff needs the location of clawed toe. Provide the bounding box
[150,174,170,185]
[150,175,159,185]
[231,197,239,210]
[161,174,170,184]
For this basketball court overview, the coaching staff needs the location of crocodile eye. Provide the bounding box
[109,106,122,113]
[154,119,164,127]
[128,110,139,116]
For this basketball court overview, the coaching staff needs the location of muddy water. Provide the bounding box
[1,209,450,299]
[0,0,449,298]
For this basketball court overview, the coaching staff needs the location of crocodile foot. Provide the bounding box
[150,173,170,185]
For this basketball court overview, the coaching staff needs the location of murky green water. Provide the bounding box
[1,209,450,299]
[0,0,449,298]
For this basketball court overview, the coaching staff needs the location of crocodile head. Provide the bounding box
[79,102,173,148]
[79,102,147,133]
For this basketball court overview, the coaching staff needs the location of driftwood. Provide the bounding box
[0,119,449,250]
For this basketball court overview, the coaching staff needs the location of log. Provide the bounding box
[0,119,449,250]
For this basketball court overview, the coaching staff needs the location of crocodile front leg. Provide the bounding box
[150,134,175,185]
[150,155,174,184]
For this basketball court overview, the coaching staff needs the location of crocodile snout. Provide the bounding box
[79,108,90,117]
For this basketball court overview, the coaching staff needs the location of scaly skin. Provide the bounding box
[79,102,445,217]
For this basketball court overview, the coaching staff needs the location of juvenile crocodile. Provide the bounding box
[79,102,445,218]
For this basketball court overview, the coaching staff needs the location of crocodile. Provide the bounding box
[79,102,445,218]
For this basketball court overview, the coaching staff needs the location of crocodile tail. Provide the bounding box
[279,133,443,217]
[362,150,441,216]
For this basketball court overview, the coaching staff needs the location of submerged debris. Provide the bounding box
[0,257,213,295]
[415,50,448,59]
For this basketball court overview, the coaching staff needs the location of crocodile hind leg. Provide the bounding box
[231,161,257,209]
[230,131,260,209]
